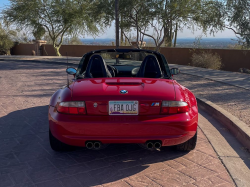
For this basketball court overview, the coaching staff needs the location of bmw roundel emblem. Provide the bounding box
[120,90,128,94]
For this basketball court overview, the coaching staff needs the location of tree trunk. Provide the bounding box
[53,42,61,56]
[164,27,168,46]
[174,23,178,47]
[164,27,172,47]
[169,21,173,47]
[156,46,160,52]
[120,16,124,46]
[115,0,119,48]
[54,46,61,56]
[125,37,128,46]
[165,35,172,47]
[120,29,123,46]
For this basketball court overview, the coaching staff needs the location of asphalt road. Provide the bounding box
[0,60,236,187]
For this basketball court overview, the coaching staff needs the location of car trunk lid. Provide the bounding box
[72,78,175,115]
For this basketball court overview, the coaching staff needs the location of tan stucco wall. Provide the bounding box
[11,44,250,72]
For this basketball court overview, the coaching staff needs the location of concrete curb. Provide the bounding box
[197,97,250,151]
[198,109,250,187]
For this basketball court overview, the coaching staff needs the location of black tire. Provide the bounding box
[49,130,74,151]
[176,131,197,151]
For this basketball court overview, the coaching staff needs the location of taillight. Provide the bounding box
[161,101,189,114]
[57,102,86,115]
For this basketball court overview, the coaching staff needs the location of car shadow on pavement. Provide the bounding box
[0,105,188,187]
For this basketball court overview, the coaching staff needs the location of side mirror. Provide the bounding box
[170,68,180,75]
[66,67,77,75]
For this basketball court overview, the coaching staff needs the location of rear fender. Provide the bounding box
[50,86,73,107]
[173,81,198,111]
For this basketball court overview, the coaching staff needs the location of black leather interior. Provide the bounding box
[136,55,163,78]
[107,65,119,77]
[85,55,112,78]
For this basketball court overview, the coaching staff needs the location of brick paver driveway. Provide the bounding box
[0,60,234,187]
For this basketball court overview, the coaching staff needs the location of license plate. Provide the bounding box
[109,101,138,115]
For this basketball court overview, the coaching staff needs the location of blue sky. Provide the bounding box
[0,0,9,6]
[0,0,236,39]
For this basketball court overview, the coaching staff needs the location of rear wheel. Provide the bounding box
[176,131,197,151]
[49,130,74,151]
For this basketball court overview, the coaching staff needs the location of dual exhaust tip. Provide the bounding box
[86,141,161,150]
[146,141,162,150]
[86,141,102,150]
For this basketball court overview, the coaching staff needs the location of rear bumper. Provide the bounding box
[49,106,198,147]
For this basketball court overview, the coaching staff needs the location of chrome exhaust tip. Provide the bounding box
[86,142,94,149]
[146,142,154,149]
[94,142,101,150]
[154,142,162,149]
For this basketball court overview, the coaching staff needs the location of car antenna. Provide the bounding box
[66,52,69,88]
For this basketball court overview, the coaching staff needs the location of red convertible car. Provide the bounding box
[49,49,198,151]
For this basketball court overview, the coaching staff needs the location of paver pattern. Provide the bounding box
[0,60,234,187]
[174,73,250,126]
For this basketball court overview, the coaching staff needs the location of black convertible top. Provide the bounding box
[76,48,171,79]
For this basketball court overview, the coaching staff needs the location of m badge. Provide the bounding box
[151,102,160,106]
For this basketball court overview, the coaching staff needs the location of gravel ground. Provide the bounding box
[174,73,250,126]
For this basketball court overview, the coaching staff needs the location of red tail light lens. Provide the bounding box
[161,101,189,114]
[57,102,86,115]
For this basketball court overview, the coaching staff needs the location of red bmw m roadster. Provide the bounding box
[49,49,198,151]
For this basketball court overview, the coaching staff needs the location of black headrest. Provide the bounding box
[85,55,112,78]
[136,55,162,78]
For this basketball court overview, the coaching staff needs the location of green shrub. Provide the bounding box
[191,51,222,70]
[0,33,13,55]
[0,25,14,55]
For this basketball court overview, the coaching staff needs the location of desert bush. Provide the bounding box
[0,25,14,55]
[191,51,222,70]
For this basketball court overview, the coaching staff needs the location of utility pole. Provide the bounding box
[115,0,119,48]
